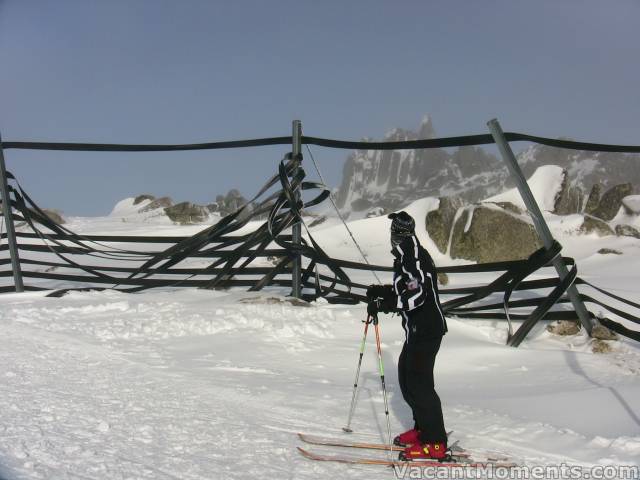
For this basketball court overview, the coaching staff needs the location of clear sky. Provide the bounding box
[1,0,638,216]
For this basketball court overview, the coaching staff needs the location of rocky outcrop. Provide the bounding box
[134,194,155,205]
[547,320,580,336]
[425,197,464,254]
[139,197,173,213]
[334,116,640,217]
[164,202,210,224]
[591,183,634,221]
[580,216,615,236]
[335,117,506,213]
[598,248,622,255]
[212,189,251,217]
[40,209,66,225]
[591,323,618,340]
[584,184,602,215]
[615,224,640,239]
[449,204,541,263]
[553,170,583,215]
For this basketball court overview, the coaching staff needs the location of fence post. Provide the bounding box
[487,118,593,343]
[0,131,25,292]
[291,120,302,298]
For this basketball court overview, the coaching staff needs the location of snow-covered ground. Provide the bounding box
[1,182,640,479]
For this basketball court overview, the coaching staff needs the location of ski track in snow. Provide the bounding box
[0,289,639,479]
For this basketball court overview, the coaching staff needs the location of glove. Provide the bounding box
[366,284,393,301]
[378,295,398,314]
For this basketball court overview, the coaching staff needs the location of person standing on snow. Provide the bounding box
[366,211,449,461]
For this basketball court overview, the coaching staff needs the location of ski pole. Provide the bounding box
[373,318,394,461]
[343,314,372,433]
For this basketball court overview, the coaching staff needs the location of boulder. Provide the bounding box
[591,324,618,341]
[547,320,580,336]
[584,184,602,215]
[437,272,449,286]
[134,194,155,205]
[449,204,541,263]
[597,248,622,255]
[591,183,634,221]
[308,216,328,228]
[579,216,614,236]
[591,339,613,354]
[139,196,173,213]
[615,224,640,239]
[554,171,583,215]
[164,202,210,224]
[40,209,66,225]
[215,189,250,217]
[425,196,464,254]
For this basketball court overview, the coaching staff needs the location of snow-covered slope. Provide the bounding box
[484,165,565,212]
[0,287,638,479]
[1,196,639,479]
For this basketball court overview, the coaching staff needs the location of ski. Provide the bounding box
[297,447,518,469]
[297,432,469,457]
[298,432,403,452]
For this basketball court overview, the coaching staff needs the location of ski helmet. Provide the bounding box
[388,211,415,247]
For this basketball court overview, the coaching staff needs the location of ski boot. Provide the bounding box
[393,428,420,447]
[399,441,449,461]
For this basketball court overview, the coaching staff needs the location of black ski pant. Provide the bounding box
[397,337,447,444]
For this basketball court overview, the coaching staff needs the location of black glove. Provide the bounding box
[378,295,398,314]
[366,284,393,301]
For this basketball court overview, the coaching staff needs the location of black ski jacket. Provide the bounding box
[391,235,447,343]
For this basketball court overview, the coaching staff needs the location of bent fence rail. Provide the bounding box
[1,120,639,346]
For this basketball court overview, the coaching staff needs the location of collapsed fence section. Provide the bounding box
[1,120,640,346]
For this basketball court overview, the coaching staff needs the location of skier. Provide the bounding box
[366,211,449,461]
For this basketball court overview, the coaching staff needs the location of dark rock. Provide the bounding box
[134,194,155,205]
[164,202,209,224]
[308,216,327,228]
[592,339,612,354]
[597,248,622,255]
[214,189,250,217]
[591,324,618,341]
[591,183,634,221]
[584,184,602,214]
[547,320,580,336]
[615,224,640,239]
[41,209,65,224]
[426,197,464,254]
[450,205,541,263]
[139,196,172,213]
[579,216,615,236]
[554,170,583,215]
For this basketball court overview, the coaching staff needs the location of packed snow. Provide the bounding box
[485,165,566,212]
[1,175,640,479]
